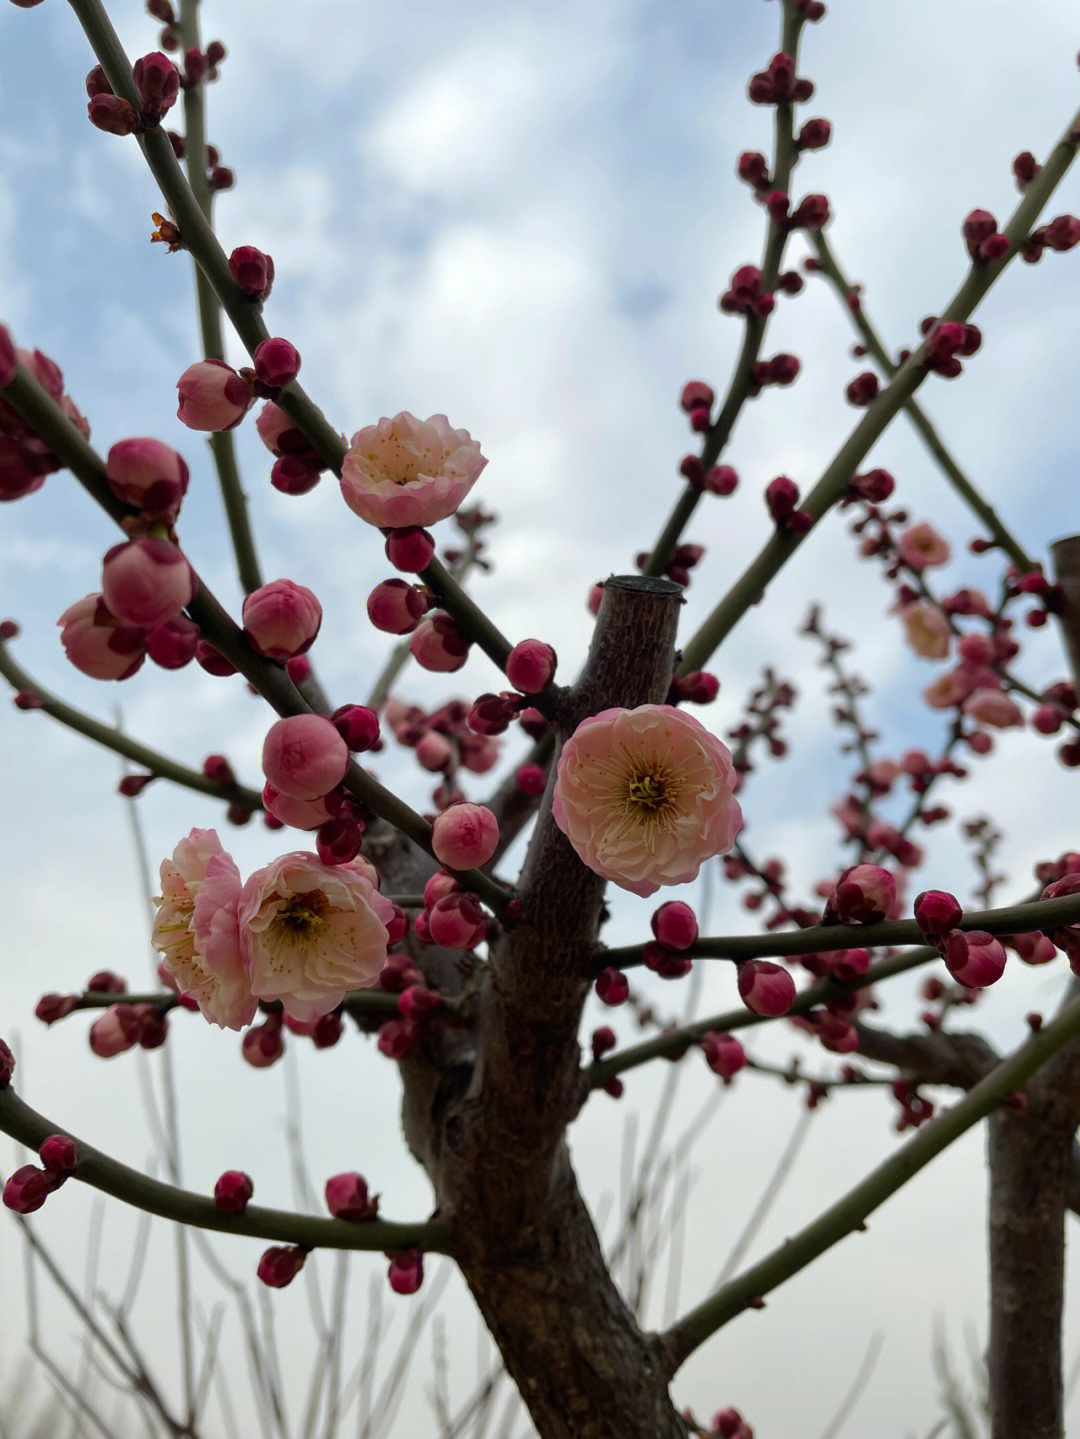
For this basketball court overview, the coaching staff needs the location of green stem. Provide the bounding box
[677,102,1080,675]
[177,0,263,596]
[809,230,1036,572]
[664,991,1080,1367]
[0,638,264,812]
[643,3,805,577]
[0,1086,450,1254]
[65,0,514,672]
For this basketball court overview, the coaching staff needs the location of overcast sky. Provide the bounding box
[4,1,1080,1435]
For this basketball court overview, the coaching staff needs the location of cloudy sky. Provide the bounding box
[3,0,1080,1434]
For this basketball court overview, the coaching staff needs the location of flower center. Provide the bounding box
[273,894,326,939]
[626,772,667,811]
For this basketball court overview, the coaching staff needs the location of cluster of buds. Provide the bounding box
[3,1134,79,1215]
[1,332,90,501]
[725,669,796,776]
[256,399,326,495]
[748,352,800,396]
[680,380,714,432]
[913,889,1007,988]
[764,475,813,535]
[718,265,774,318]
[1038,871,1080,970]
[415,870,489,950]
[89,1001,169,1056]
[892,1078,935,1132]
[764,190,830,233]
[85,53,180,135]
[962,209,1010,264]
[637,538,705,588]
[384,695,501,793]
[678,455,739,497]
[747,52,813,105]
[1022,213,1080,263]
[919,317,982,378]
[1010,568,1065,630]
[147,1,226,80]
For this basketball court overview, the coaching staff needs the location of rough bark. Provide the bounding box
[984,538,1080,1439]
[383,578,693,1438]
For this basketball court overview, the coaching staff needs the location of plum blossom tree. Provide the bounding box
[5,1,1080,1436]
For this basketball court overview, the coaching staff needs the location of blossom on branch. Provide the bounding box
[340,412,486,529]
[551,705,742,897]
[238,853,396,1022]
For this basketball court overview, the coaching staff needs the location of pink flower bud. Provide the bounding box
[214,1170,254,1212]
[412,731,451,772]
[256,400,309,456]
[89,1004,141,1057]
[195,640,236,676]
[506,639,557,694]
[423,870,460,908]
[262,782,338,831]
[431,803,499,870]
[386,1249,423,1294]
[262,714,349,801]
[385,527,436,573]
[377,1019,417,1060]
[367,579,428,634]
[680,381,714,413]
[942,930,1007,987]
[242,1020,285,1068]
[738,960,796,1016]
[133,52,180,121]
[913,890,963,936]
[701,1032,747,1081]
[399,985,444,1024]
[831,947,871,983]
[591,1025,617,1059]
[651,901,698,951]
[257,1246,306,1287]
[326,1172,379,1221]
[3,1165,61,1214]
[176,359,254,431]
[595,967,629,1006]
[87,970,126,994]
[409,612,470,671]
[88,94,138,134]
[0,1038,13,1087]
[643,942,692,979]
[58,594,147,681]
[316,816,363,866]
[242,579,322,661]
[331,704,380,751]
[253,337,301,388]
[35,993,77,1024]
[146,613,200,668]
[39,1135,78,1173]
[428,892,488,948]
[229,245,275,300]
[515,762,547,795]
[828,864,897,924]
[102,537,194,628]
[845,371,880,406]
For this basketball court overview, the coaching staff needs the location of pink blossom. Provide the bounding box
[262,714,350,800]
[58,593,146,681]
[900,600,951,659]
[151,829,255,1029]
[963,688,1024,729]
[101,537,194,628]
[176,359,253,432]
[430,803,499,870]
[243,579,322,661]
[923,668,975,711]
[897,522,951,570]
[238,853,396,1022]
[106,438,189,518]
[551,705,742,897]
[340,412,486,529]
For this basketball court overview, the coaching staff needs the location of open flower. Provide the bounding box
[151,829,255,1029]
[551,705,742,897]
[238,853,396,1022]
[340,412,486,529]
